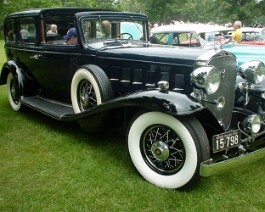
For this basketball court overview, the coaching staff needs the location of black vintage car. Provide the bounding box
[1,8,265,189]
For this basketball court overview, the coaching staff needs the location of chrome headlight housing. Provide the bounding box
[238,61,265,85]
[242,114,262,134]
[191,66,221,95]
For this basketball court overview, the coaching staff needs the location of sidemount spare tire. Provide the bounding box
[71,65,113,113]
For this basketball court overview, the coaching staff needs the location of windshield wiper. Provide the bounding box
[99,39,125,51]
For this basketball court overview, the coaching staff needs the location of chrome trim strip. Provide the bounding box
[200,148,265,177]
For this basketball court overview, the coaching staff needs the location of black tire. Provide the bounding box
[7,72,22,111]
[71,65,113,113]
[128,111,210,189]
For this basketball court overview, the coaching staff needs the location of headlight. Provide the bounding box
[190,66,221,95]
[243,114,261,134]
[238,61,265,85]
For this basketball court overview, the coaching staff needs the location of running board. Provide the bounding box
[21,96,75,120]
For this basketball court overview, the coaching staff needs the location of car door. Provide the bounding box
[15,17,43,84]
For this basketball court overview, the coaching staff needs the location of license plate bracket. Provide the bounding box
[212,130,241,153]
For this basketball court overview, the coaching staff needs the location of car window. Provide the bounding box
[18,18,36,44]
[173,32,200,47]
[5,19,16,43]
[153,33,168,45]
[44,16,78,45]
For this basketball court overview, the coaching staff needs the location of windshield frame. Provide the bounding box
[77,14,148,49]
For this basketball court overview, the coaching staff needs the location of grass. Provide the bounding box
[0,39,265,211]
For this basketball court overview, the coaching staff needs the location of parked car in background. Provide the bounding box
[1,8,265,190]
[226,27,265,45]
[152,24,265,65]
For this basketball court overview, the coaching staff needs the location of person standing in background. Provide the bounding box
[232,20,242,43]
[148,23,160,44]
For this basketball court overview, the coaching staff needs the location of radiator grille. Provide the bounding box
[206,54,237,130]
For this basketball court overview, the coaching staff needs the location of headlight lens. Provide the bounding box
[238,61,265,84]
[191,66,221,95]
[243,114,261,134]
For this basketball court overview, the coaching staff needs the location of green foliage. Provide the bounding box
[0,0,264,27]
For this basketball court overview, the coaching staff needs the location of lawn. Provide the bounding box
[0,39,264,211]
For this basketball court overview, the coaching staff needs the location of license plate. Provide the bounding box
[212,130,241,153]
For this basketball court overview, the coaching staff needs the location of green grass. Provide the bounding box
[0,39,265,211]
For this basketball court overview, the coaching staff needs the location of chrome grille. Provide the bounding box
[206,53,237,130]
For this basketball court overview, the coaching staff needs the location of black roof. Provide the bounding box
[5,7,115,18]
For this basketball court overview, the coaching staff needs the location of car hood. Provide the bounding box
[96,45,216,66]
[222,43,265,65]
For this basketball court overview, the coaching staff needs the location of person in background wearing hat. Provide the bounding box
[63,27,78,45]
[232,21,242,43]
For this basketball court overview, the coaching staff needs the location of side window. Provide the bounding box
[173,33,190,45]
[155,33,168,45]
[44,18,77,45]
[179,33,189,43]
[4,19,16,43]
[174,32,200,47]
[18,18,36,44]
[205,32,215,41]
[173,33,180,45]
[45,22,64,44]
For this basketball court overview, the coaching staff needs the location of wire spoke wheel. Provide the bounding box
[141,125,186,175]
[77,79,97,111]
[128,112,210,189]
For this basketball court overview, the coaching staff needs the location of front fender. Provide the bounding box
[62,89,204,121]
[116,89,204,115]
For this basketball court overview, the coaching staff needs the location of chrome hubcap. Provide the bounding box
[151,141,169,161]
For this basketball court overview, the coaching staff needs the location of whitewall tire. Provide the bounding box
[128,111,209,189]
[71,65,113,113]
[7,72,22,111]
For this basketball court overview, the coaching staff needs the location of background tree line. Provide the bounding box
[0,0,264,31]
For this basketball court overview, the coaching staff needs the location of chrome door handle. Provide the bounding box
[30,54,41,59]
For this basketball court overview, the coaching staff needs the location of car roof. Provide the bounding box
[5,7,115,18]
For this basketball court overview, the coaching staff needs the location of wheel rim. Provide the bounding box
[10,77,20,105]
[77,79,97,111]
[140,125,186,175]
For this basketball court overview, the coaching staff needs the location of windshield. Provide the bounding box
[80,17,147,49]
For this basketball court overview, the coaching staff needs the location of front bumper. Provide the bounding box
[200,147,265,177]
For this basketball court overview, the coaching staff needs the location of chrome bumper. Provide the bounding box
[200,148,265,177]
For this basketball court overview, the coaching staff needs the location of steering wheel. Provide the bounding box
[116,33,133,39]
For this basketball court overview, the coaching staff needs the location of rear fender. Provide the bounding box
[1,60,24,89]
[0,60,30,96]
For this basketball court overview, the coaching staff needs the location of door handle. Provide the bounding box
[30,54,42,60]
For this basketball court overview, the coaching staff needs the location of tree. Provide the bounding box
[0,0,264,35]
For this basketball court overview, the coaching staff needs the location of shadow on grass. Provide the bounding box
[16,105,134,169]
